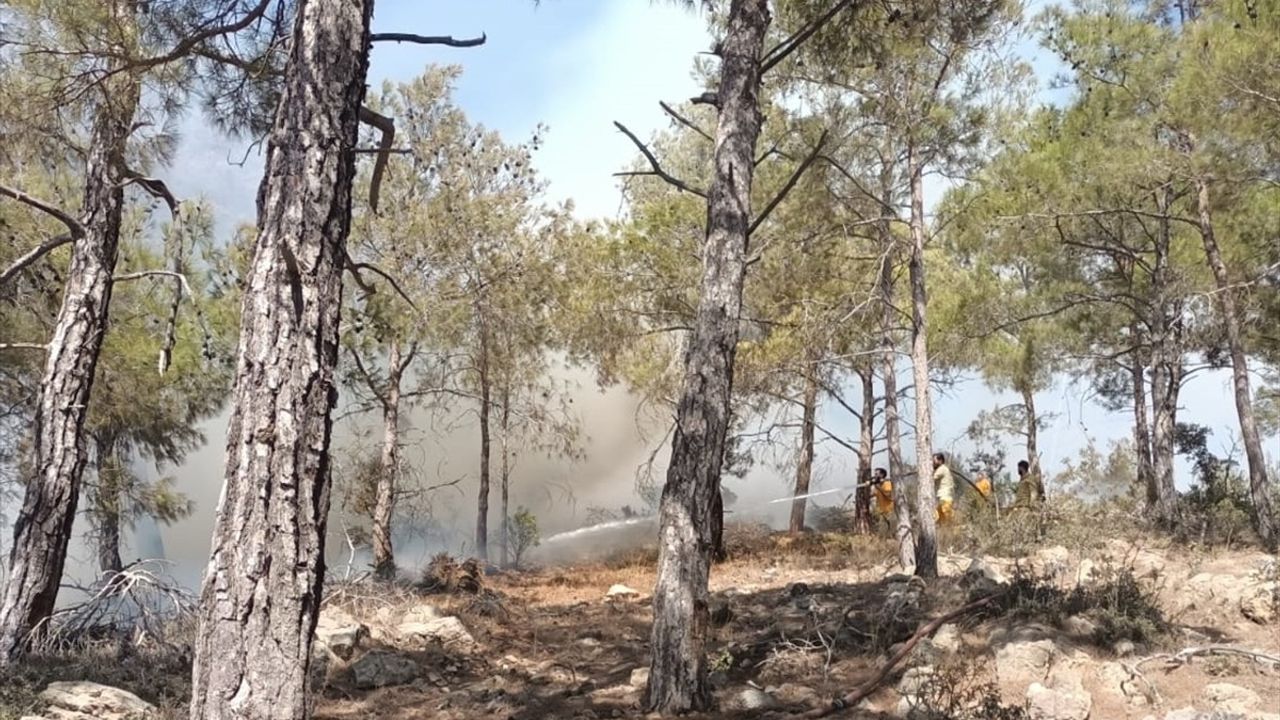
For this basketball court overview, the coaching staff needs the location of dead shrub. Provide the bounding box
[418,553,484,594]
[908,658,1029,719]
[982,566,1170,648]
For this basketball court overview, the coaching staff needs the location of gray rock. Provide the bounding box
[1239,583,1277,624]
[898,666,935,695]
[732,687,779,711]
[1063,615,1099,639]
[605,584,640,599]
[628,667,650,688]
[994,637,1056,686]
[397,616,476,651]
[1205,683,1260,713]
[38,682,156,720]
[1026,667,1091,720]
[965,557,1009,586]
[351,650,420,689]
[932,623,961,653]
[314,607,369,660]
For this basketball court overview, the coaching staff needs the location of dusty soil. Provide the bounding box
[312,530,1280,720]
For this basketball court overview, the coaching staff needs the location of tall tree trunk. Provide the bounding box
[1020,382,1044,501]
[372,338,402,580]
[499,382,511,568]
[1148,186,1181,525]
[187,0,372,716]
[906,150,938,578]
[854,365,875,534]
[475,314,491,562]
[1194,178,1275,548]
[645,0,768,712]
[1131,326,1156,504]
[93,434,125,574]
[789,371,819,534]
[0,70,139,664]
[879,220,915,571]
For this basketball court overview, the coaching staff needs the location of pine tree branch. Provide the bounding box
[612,121,707,197]
[343,252,421,313]
[0,184,85,238]
[95,0,274,86]
[659,101,713,142]
[760,0,857,75]
[369,33,486,46]
[0,342,47,352]
[749,130,828,237]
[0,234,74,287]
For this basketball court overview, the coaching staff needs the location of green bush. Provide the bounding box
[509,507,540,568]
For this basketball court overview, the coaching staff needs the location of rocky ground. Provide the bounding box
[5,527,1278,720]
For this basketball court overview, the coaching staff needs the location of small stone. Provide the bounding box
[38,682,156,720]
[397,616,476,651]
[1063,615,1099,639]
[995,637,1056,686]
[628,667,650,688]
[1113,639,1137,657]
[932,623,961,652]
[351,650,420,689]
[1026,678,1091,720]
[898,666,935,695]
[733,687,779,711]
[1076,559,1096,585]
[606,584,640,599]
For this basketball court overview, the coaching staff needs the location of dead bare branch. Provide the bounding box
[358,106,396,213]
[112,270,193,295]
[370,32,486,46]
[800,592,1005,718]
[121,167,179,217]
[659,100,713,142]
[612,121,707,197]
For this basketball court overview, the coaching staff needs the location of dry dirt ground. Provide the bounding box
[310,528,1280,720]
[3,523,1277,720]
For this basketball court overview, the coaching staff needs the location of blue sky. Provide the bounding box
[159,0,1262,534]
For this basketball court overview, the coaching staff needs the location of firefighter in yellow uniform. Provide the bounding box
[872,467,894,532]
[974,470,993,501]
[933,453,954,524]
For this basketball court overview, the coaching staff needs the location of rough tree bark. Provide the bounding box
[645,0,769,712]
[372,338,402,580]
[906,150,938,578]
[1130,324,1156,504]
[1194,177,1275,548]
[1148,187,1182,526]
[499,382,511,568]
[0,69,139,664]
[854,365,875,534]
[1019,381,1044,501]
[93,434,125,574]
[789,370,819,534]
[878,222,915,572]
[186,0,373,716]
[475,308,491,561]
